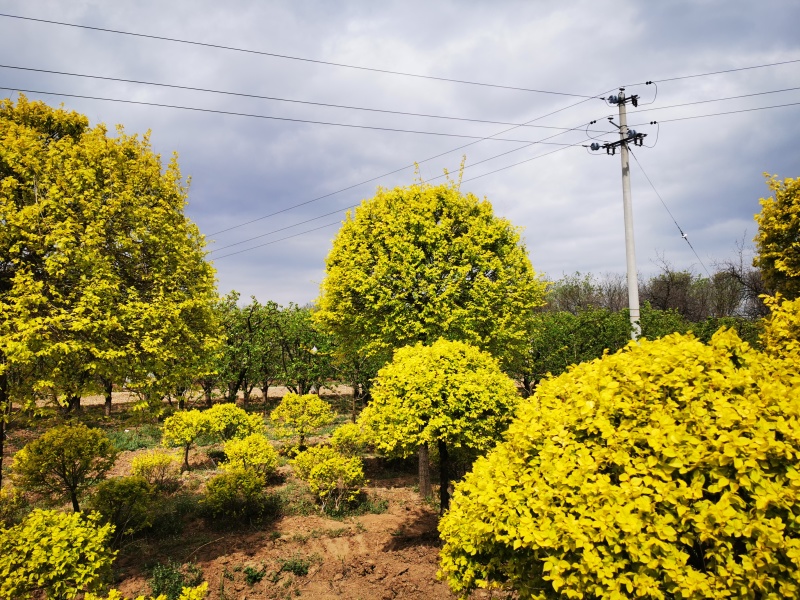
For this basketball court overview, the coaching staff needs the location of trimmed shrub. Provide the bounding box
[131,450,181,490]
[221,434,279,478]
[201,470,279,524]
[205,403,264,442]
[11,423,118,512]
[439,329,800,599]
[331,422,369,456]
[0,508,116,599]
[89,476,155,546]
[161,410,210,470]
[270,393,334,448]
[292,446,366,512]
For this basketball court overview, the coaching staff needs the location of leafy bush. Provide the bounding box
[270,393,334,448]
[762,294,800,359]
[161,410,211,470]
[330,422,369,456]
[11,423,118,511]
[201,470,280,524]
[0,508,115,599]
[148,560,204,600]
[0,486,27,528]
[89,476,155,546]
[439,329,800,599]
[85,583,208,600]
[221,434,279,478]
[291,446,366,512]
[131,450,181,490]
[106,424,162,451]
[205,403,264,442]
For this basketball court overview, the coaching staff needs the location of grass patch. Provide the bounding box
[107,424,162,451]
[278,555,311,577]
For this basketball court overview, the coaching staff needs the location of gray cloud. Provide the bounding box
[2,0,799,305]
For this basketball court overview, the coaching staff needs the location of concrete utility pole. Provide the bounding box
[616,89,641,340]
[590,88,647,341]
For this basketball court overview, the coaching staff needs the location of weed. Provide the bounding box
[269,530,282,540]
[243,564,267,585]
[278,555,310,577]
[148,560,203,600]
[107,424,162,451]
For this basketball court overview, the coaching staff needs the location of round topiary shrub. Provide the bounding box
[221,434,279,478]
[89,476,155,546]
[439,329,800,599]
[201,470,279,524]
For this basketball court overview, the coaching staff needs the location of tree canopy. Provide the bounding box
[360,339,520,510]
[754,175,800,299]
[0,95,218,411]
[315,180,547,369]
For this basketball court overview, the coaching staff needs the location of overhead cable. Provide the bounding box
[0,13,593,98]
[0,86,583,145]
[629,149,712,278]
[0,64,608,133]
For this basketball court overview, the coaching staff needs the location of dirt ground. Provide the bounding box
[111,447,466,600]
[1,398,501,600]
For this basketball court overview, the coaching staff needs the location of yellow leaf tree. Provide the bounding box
[754,174,800,299]
[315,180,546,495]
[439,329,800,599]
[0,95,218,419]
[360,339,520,512]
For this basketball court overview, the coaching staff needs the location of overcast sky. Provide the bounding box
[2,1,799,305]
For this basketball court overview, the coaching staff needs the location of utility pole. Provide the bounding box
[590,88,646,340]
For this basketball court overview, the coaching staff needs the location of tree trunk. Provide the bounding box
[204,384,213,408]
[183,445,190,471]
[418,443,432,500]
[438,439,451,514]
[66,394,81,413]
[70,489,80,512]
[103,378,113,417]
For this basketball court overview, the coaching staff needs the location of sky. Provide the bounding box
[2,0,799,306]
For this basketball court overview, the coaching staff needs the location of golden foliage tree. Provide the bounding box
[361,339,520,511]
[754,174,800,299]
[439,329,800,599]
[315,181,546,366]
[0,95,218,414]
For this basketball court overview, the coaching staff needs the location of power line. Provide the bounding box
[632,86,800,114]
[212,221,342,261]
[629,100,800,126]
[629,149,712,278]
[0,86,588,145]
[626,57,800,86]
[212,140,589,260]
[205,92,611,237]
[0,64,609,133]
[0,13,594,99]
[208,127,594,254]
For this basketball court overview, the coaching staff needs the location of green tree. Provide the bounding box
[0,95,218,414]
[270,392,334,449]
[439,329,800,599]
[754,174,800,299]
[0,509,116,599]
[276,304,334,395]
[11,423,118,512]
[316,180,546,495]
[360,339,520,511]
